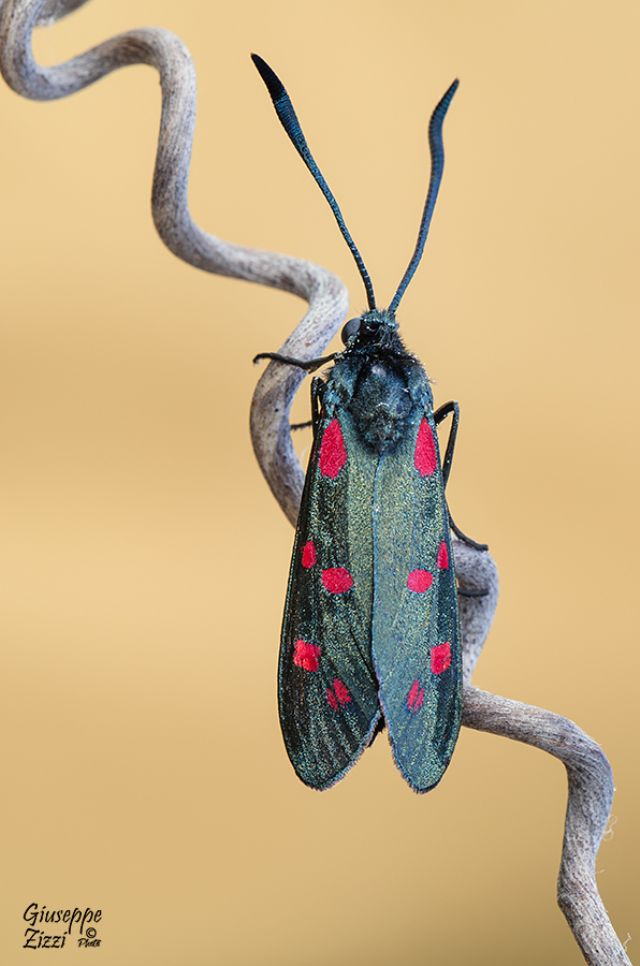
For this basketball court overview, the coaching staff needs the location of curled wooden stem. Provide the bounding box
[0,2,627,963]
[463,690,624,964]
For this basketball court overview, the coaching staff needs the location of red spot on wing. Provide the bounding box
[327,678,352,710]
[431,642,452,675]
[333,679,352,705]
[319,418,347,479]
[301,540,317,569]
[322,567,354,594]
[292,640,321,672]
[407,679,425,712]
[407,569,433,593]
[437,541,449,570]
[414,418,437,477]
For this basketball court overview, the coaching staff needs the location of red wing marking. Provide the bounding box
[327,678,352,710]
[292,640,321,672]
[319,418,347,479]
[321,567,354,594]
[301,540,317,569]
[407,569,433,593]
[407,679,425,712]
[333,679,352,705]
[414,418,437,477]
[431,642,452,675]
[326,688,339,710]
[437,541,449,570]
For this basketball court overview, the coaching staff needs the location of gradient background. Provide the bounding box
[1,1,638,963]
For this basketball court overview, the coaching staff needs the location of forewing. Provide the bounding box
[279,407,381,789]
[372,409,461,792]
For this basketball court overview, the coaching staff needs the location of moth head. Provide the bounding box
[340,309,398,348]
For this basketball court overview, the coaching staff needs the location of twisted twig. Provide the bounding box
[0,2,628,963]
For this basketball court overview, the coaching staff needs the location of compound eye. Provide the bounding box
[341,317,361,345]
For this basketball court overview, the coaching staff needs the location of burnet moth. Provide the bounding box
[252,54,487,793]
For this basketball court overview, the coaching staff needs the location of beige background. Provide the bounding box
[1,1,638,963]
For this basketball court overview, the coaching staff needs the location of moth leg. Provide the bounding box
[310,377,326,439]
[289,379,325,433]
[434,400,459,487]
[449,514,488,552]
[434,400,489,552]
[253,351,337,371]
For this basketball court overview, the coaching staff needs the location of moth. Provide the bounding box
[253,54,486,792]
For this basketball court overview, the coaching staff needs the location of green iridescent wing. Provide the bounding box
[372,408,462,792]
[278,407,381,789]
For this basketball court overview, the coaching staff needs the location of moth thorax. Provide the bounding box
[351,360,413,453]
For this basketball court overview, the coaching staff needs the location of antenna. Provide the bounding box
[389,79,459,313]
[252,54,377,311]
